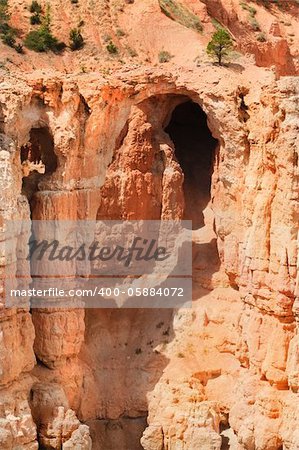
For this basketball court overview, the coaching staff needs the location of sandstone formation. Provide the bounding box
[0,0,298,449]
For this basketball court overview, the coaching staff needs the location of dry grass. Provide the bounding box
[159,0,203,33]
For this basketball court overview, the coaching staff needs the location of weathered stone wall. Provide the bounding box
[0,66,298,449]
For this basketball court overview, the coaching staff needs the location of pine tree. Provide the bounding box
[206,28,233,65]
[69,28,84,50]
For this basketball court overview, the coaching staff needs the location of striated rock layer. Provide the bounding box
[0,60,298,450]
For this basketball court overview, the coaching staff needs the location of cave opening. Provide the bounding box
[165,100,218,229]
[20,127,57,202]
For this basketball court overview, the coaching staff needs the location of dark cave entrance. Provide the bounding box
[21,127,57,203]
[165,100,218,229]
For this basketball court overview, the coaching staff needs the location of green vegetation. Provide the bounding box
[0,0,9,30]
[240,1,262,31]
[14,42,23,53]
[29,1,42,25]
[30,13,41,25]
[158,50,173,63]
[69,27,84,50]
[103,34,111,43]
[2,28,15,46]
[29,1,42,14]
[25,5,65,52]
[257,0,269,8]
[248,5,257,15]
[210,17,231,37]
[0,0,21,51]
[25,28,61,51]
[253,0,294,9]
[249,16,261,30]
[126,46,137,57]
[206,28,233,65]
[240,2,257,16]
[257,31,266,41]
[211,17,222,30]
[159,0,203,33]
[106,40,118,54]
[116,28,126,37]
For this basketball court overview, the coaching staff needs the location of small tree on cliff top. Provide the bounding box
[206,28,233,65]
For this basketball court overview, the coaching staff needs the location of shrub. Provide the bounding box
[2,29,15,47]
[0,0,21,52]
[240,2,256,16]
[106,40,118,54]
[249,17,261,31]
[71,0,79,3]
[69,27,84,50]
[248,6,257,16]
[29,1,42,26]
[257,32,266,42]
[206,28,233,65]
[126,46,137,57]
[0,0,10,36]
[211,17,222,30]
[25,25,65,52]
[30,13,41,25]
[29,1,42,14]
[25,5,65,52]
[103,34,112,43]
[15,43,24,53]
[0,20,9,35]
[159,0,202,32]
[240,2,261,31]
[116,28,126,37]
[0,0,9,26]
[158,50,172,63]
[25,28,53,51]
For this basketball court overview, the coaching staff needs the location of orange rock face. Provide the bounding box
[0,0,298,448]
